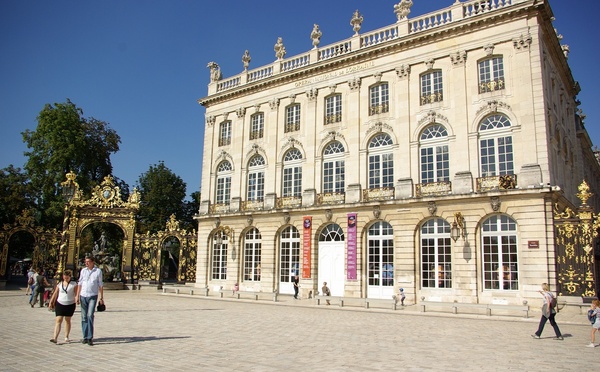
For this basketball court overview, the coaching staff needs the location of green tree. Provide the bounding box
[137,162,187,233]
[181,191,200,231]
[22,99,120,228]
[0,165,37,226]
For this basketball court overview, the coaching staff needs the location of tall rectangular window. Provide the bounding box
[420,71,443,105]
[219,121,232,146]
[250,113,264,140]
[369,83,389,115]
[283,166,302,197]
[285,104,301,133]
[211,240,227,280]
[420,145,449,183]
[479,57,504,93]
[325,94,342,124]
[247,172,264,201]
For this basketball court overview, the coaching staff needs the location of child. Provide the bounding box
[399,288,406,306]
[232,283,239,296]
[587,299,600,347]
[322,282,331,305]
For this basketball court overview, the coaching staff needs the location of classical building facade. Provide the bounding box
[196,0,600,307]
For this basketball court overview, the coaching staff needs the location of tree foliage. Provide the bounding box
[0,165,37,226]
[181,191,200,231]
[21,99,120,228]
[136,162,187,233]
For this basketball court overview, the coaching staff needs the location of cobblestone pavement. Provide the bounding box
[0,285,597,371]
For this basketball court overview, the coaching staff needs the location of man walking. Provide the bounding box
[76,255,104,346]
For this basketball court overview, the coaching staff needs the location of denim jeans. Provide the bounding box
[29,285,36,304]
[80,295,98,340]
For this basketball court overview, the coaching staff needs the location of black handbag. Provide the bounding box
[97,302,106,312]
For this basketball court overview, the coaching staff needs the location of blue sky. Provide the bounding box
[1,0,598,198]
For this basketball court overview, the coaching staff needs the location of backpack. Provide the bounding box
[549,296,558,311]
[588,309,597,325]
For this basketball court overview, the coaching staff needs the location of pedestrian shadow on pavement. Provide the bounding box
[93,336,191,344]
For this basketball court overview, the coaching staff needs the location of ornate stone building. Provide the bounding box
[196,0,600,308]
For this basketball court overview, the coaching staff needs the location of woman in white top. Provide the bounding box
[48,270,78,344]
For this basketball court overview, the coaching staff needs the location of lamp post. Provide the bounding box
[450,212,465,242]
[57,171,78,276]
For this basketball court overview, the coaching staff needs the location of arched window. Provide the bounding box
[368,134,394,189]
[420,124,449,184]
[482,215,518,290]
[244,228,261,281]
[215,161,232,205]
[211,231,228,280]
[247,155,265,201]
[280,226,300,283]
[319,224,345,242]
[282,149,303,197]
[367,221,394,288]
[322,141,345,193]
[420,218,452,288]
[479,114,513,177]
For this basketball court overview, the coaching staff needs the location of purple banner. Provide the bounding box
[347,213,357,280]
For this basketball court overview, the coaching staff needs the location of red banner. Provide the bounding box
[302,216,312,278]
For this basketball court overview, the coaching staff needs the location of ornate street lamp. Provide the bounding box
[451,212,465,242]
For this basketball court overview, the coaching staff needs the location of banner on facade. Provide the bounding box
[347,213,357,280]
[302,216,312,279]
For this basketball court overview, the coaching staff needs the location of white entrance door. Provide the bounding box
[367,221,395,299]
[318,241,344,296]
[279,226,300,295]
[318,224,345,296]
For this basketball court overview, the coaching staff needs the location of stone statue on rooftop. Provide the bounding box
[311,24,322,49]
[394,0,413,21]
[207,61,222,82]
[274,37,286,60]
[242,50,251,70]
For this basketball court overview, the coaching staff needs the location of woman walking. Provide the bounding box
[48,270,77,344]
[531,283,563,340]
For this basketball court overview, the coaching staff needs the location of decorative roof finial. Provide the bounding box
[394,0,413,21]
[350,10,364,35]
[311,24,322,49]
[242,50,251,70]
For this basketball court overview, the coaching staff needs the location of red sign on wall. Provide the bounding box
[302,216,312,278]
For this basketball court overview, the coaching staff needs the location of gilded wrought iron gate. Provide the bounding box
[133,214,197,284]
[553,181,600,298]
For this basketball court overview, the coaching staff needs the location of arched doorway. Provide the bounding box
[0,209,61,286]
[79,222,125,282]
[161,236,180,282]
[318,223,345,296]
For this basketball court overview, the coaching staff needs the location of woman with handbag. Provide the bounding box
[48,270,77,344]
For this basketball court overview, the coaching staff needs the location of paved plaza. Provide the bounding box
[0,284,597,371]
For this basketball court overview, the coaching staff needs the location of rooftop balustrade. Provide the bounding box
[206,0,524,96]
